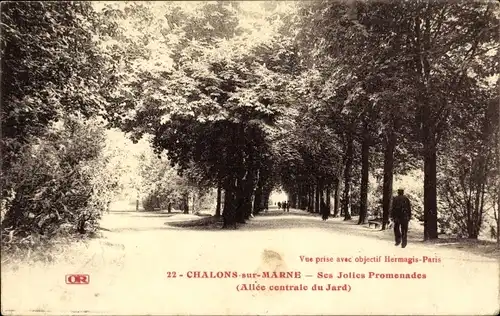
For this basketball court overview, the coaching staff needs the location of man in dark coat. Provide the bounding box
[391,188,412,248]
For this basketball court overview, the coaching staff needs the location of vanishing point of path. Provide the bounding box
[2,208,499,315]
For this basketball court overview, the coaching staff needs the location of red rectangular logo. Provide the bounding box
[65,274,90,284]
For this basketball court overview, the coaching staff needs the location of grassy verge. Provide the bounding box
[1,232,98,268]
[167,215,223,228]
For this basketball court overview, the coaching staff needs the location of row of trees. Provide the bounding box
[1,1,498,243]
[276,0,499,240]
[0,2,283,238]
[1,2,116,242]
[0,2,157,247]
[96,1,500,238]
[139,151,215,215]
[98,2,296,227]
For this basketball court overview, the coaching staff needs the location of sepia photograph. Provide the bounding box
[1,1,499,315]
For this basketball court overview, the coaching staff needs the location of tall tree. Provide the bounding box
[292,0,499,239]
[1,1,116,200]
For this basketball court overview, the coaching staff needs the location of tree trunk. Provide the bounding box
[136,192,139,212]
[253,182,262,215]
[215,185,222,216]
[254,167,269,214]
[414,11,438,240]
[343,135,354,220]
[226,123,246,226]
[308,185,314,212]
[382,130,396,230]
[315,182,320,213]
[242,169,256,220]
[192,192,196,214]
[326,184,331,216]
[496,103,499,248]
[291,190,298,209]
[235,176,246,224]
[183,192,189,214]
[262,185,271,210]
[319,183,324,212]
[300,185,307,209]
[259,175,272,212]
[305,186,311,212]
[423,136,438,240]
[242,127,258,219]
[358,124,370,225]
[222,178,236,228]
[497,184,500,248]
[303,185,308,210]
[333,179,340,217]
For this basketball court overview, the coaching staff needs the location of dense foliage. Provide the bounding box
[1,2,122,251]
[1,1,498,247]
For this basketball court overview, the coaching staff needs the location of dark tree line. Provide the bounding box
[1,1,498,244]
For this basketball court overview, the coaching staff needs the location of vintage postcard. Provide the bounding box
[1,1,499,315]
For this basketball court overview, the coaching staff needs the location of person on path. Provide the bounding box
[321,200,329,221]
[286,201,290,213]
[278,202,281,210]
[391,188,412,248]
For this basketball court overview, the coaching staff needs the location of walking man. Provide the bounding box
[391,188,412,248]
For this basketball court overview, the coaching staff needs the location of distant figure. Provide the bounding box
[278,202,282,210]
[286,201,290,212]
[391,189,412,248]
[321,200,329,221]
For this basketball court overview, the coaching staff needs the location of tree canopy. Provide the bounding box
[1,1,498,241]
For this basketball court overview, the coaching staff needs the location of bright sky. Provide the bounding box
[270,190,289,204]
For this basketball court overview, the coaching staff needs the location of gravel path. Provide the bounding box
[2,209,498,315]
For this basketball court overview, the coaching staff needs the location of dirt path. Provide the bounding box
[2,209,499,315]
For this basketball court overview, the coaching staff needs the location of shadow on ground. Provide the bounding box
[130,213,178,218]
[167,216,223,229]
[102,209,499,259]
[128,211,212,218]
[161,210,500,259]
